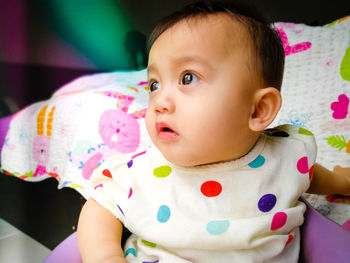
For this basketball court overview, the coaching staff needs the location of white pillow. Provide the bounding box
[1,69,151,198]
[271,17,350,170]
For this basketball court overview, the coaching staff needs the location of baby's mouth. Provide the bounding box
[156,122,179,140]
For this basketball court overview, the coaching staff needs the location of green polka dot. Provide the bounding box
[299,127,313,136]
[141,239,157,248]
[153,165,172,178]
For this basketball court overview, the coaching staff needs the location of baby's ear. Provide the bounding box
[249,88,282,132]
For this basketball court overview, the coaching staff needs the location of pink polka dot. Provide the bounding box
[201,181,222,197]
[94,184,103,190]
[297,156,309,174]
[285,234,293,247]
[128,188,133,199]
[343,219,350,231]
[271,212,287,231]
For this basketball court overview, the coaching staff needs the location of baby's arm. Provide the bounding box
[77,198,127,263]
[307,163,350,195]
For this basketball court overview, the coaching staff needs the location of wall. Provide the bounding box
[1,0,349,72]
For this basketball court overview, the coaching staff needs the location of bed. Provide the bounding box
[1,1,350,262]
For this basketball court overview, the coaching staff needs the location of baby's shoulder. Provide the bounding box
[264,124,317,159]
[265,124,315,143]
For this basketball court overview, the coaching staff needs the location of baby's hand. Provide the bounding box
[333,165,350,195]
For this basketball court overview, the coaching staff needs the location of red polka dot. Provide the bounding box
[103,169,113,178]
[201,181,222,197]
[285,234,293,247]
[297,157,309,174]
[271,212,287,231]
[309,164,314,181]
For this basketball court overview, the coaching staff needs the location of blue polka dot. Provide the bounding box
[206,220,230,235]
[157,205,171,223]
[248,155,265,168]
[258,194,277,212]
[127,159,133,168]
[125,248,137,257]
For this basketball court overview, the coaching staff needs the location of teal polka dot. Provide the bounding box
[207,220,230,235]
[248,155,265,168]
[125,248,137,257]
[157,205,171,223]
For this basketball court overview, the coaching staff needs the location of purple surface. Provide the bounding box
[43,232,82,263]
[300,197,350,263]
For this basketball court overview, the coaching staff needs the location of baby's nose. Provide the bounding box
[154,93,175,113]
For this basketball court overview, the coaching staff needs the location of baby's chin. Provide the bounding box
[161,151,225,168]
[160,151,200,167]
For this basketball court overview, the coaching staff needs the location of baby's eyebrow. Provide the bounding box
[147,64,159,80]
[147,55,216,78]
[173,55,214,71]
[148,64,156,75]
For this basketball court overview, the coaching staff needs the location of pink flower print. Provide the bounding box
[277,28,312,56]
[331,94,349,119]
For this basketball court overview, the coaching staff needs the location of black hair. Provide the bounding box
[148,1,285,90]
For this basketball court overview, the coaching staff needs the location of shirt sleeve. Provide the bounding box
[88,154,131,224]
[271,124,317,168]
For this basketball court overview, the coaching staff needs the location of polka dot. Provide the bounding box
[297,157,309,174]
[201,181,222,197]
[127,159,133,168]
[248,155,265,168]
[309,164,314,181]
[125,248,137,257]
[271,212,287,231]
[141,239,157,248]
[102,169,112,178]
[258,194,277,212]
[206,220,230,235]
[157,205,171,223]
[343,219,350,231]
[285,234,294,247]
[128,188,133,199]
[94,184,103,190]
[299,127,313,136]
[153,165,172,178]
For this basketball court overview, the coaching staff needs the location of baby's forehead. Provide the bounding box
[148,13,257,82]
[163,13,252,52]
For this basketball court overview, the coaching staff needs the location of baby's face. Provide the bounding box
[146,14,259,166]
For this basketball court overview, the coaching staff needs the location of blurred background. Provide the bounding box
[0,0,349,110]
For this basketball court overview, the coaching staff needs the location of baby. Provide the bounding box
[77,1,350,262]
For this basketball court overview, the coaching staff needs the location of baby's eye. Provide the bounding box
[181,72,199,85]
[149,81,160,92]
